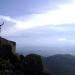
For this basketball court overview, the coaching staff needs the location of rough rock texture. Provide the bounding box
[0,37,16,54]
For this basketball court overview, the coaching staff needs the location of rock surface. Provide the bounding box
[0,37,16,54]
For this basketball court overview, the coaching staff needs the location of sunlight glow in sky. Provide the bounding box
[0,0,75,34]
[16,2,75,30]
[58,38,67,41]
[0,0,75,46]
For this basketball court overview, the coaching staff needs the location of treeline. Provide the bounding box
[0,44,51,75]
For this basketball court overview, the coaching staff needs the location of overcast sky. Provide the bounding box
[0,0,75,52]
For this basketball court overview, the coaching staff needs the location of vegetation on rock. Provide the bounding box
[0,43,51,75]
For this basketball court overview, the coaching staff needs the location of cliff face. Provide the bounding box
[0,37,16,54]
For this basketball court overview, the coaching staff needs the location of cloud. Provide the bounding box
[0,0,75,36]
[57,38,67,41]
[0,15,21,35]
[15,1,75,31]
[0,15,20,23]
[0,0,71,17]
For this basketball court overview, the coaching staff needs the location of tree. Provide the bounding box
[24,54,43,75]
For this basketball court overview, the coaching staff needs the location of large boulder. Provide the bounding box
[0,37,16,55]
[24,54,43,75]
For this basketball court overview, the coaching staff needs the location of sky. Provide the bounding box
[0,0,75,55]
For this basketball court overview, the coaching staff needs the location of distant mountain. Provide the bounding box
[17,46,75,57]
[42,54,75,75]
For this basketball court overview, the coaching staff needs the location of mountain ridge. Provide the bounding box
[42,54,75,75]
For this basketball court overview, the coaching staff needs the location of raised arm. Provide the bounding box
[0,22,4,26]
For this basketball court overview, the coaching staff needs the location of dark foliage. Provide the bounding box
[24,54,43,75]
[0,44,51,75]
